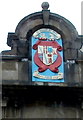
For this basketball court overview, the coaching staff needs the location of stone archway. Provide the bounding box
[15,6,78,60]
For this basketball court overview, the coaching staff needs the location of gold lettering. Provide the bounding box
[33,71,63,80]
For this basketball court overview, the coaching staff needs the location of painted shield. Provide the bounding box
[38,45,58,65]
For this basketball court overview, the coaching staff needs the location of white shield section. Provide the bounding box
[38,45,57,65]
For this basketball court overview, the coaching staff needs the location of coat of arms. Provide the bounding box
[32,28,64,82]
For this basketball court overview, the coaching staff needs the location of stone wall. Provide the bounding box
[1,59,83,86]
[1,2,83,119]
[2,86,83,119]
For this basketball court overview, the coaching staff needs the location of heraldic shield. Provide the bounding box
[38,45,58,65]
[32,28,64,83]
